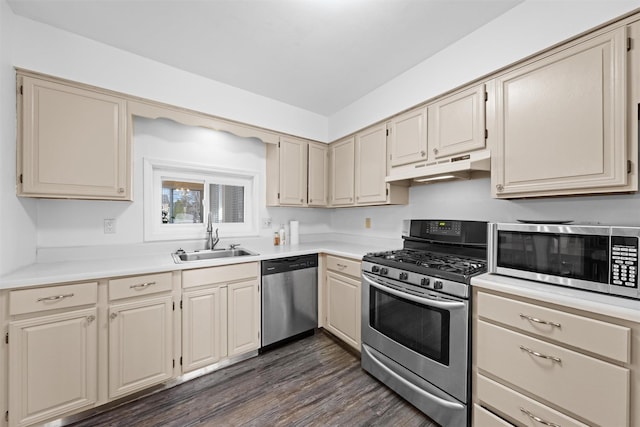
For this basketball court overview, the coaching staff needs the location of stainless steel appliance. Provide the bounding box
[489,222,640,299]
[361,219,488,427]
[261,254,318,348]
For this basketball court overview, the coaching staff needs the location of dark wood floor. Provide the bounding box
[69,331,437,426]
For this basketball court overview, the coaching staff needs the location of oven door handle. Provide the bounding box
[362,274,466,309]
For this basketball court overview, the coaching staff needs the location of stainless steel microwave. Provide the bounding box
[488,223,640,299]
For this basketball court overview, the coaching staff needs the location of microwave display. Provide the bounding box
[497,231,610,284]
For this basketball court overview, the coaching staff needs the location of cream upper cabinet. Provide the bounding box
[329,136,355,206]
[9,308,98,427]
[17,73,131,200]
[355,123,388,204]
[308,142,328,206]
[227,279,261,357]
[492,27,631,198]
[278,136,308,206]
[428,83,487,159]
[389,106,428,167]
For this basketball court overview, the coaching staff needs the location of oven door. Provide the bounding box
[361,271,469,402]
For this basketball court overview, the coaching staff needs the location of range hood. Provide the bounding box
[386,150,490,184]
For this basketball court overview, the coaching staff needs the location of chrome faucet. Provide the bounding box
[205,212,219,250]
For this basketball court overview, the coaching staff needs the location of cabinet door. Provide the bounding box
[182,287,227,373]
[330,137,355,206]
[278,136,308,206]
[428,84,486,159]
[308,143,328,206]
[355,123,388,204]
[108,295,173,399]
[389,106,427,167]
[325,271,361,350]
[227,279,260,357]
[9,308,97,427]
[493,28,627,198]
[18,75,130,200]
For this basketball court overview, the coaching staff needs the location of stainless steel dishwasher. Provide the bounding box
[261,254,318,348]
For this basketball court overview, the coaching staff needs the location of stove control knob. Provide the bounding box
[434,280,444,290]
[380,268,389,275]
[371,266,380,273]
[421,278,430,287]
[399,272,408,280]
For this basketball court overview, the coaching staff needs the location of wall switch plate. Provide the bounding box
[262,217,272,229]
[365,218,371,229]
[104,218,116,234]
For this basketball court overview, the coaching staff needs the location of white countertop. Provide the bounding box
[472,273,640,323]
[0,238,399,290]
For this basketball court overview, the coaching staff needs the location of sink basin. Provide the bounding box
[172,248,258,263]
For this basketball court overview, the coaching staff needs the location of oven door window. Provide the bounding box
[370,287,450,365]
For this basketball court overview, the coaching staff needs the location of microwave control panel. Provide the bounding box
[610,236,638,288]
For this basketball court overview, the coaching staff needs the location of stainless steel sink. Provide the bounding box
[172,248,258,263]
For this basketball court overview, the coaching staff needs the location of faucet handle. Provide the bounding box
[229,243,240,250]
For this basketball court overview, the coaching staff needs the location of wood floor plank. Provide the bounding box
[69,332,437,427]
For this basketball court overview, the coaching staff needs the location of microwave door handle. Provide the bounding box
[362,273,466,309]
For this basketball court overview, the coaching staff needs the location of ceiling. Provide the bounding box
[7,0,523,116]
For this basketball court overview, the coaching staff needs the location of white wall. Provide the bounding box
[328,0,640,140]
[36,117,332,250]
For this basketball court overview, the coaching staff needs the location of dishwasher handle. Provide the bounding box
[261,254,319,275]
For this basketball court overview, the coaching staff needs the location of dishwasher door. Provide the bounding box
[261,254,318,347]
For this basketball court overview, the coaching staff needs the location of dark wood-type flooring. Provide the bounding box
[69,331,438,426]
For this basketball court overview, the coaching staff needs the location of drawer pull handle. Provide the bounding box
[37,293,74,302]
[130,281,156,290]
[86,315,96,324]
[520,407,561,427]
[519,345,562,363]
[336,263,347,269]
[519,313,561,328]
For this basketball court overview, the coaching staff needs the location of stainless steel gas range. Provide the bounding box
[361,219,488,427]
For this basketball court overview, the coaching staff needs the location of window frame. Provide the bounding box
[143,158,259,242]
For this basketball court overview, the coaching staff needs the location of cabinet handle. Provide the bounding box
[300,198,304,203]
[86,315,96,324]
[520,407,561,427]
[496,184,504,192]
[309,199,313,203]
[118,188,125,193]
[519,345,561,364]
[432,148,439,155]
[130,281,156,290]
[420,150,426,157]
[519,313,561,328]
[336,263,347,269]
[37,293,74,302]
[110,312,118,320]
[349,197,353,202]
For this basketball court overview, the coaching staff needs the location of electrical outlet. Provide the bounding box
[104,218,116,234]
[365,218,371,229]
[262,217,272,229]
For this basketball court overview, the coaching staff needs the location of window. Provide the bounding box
[144,159,258,241]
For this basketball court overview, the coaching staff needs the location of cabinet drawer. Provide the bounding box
[477,321,629,427]
[182,262,259,289]
[10,282,97,315]
[477,375,589,427]
[472,404,513,427]
[109,272,172,301]
[477,292,630,363]
[326,255,361,278]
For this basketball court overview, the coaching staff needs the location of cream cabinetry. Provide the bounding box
[308,142,329,206]
[323,255,361,350]
[181,262,260,373]
[7,283,98,427]
[266,136,308,206]
[427,83,487,159]
[17,73,131,200]
[473,286,635,427]
[492,26,635,198]
[329,136,356,206]
[389,106,428,167]
[107,273,174,399]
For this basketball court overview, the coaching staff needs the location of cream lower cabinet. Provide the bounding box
[108,273,174,400]
[181,262,260,373]
[7,282,98,427]
[492,26,635,198]
[473,287,635,427]
[17,72,130,200]
[323,255,361,350]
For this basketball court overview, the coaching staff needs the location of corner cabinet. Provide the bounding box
[492,26,636,198]
[308,142,329,206]
[17,72,131,200]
